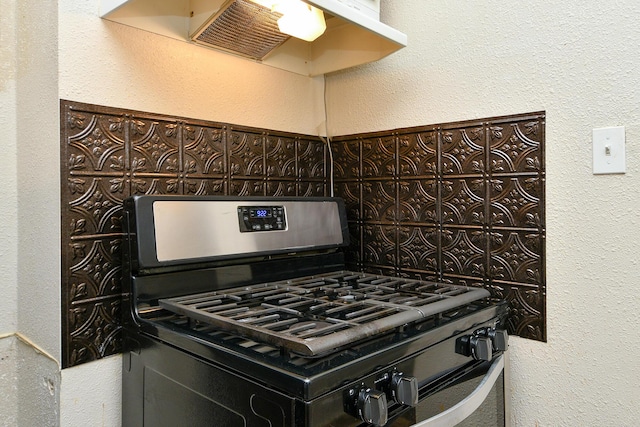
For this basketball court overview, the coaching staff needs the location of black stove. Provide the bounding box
[121,196,508,427]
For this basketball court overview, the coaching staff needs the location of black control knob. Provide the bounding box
[357,387,388,426]
[470,336,492,361]
[391,373,419,406]
[488,329,509,351]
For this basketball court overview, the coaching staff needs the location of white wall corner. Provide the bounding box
[0,335,19,426]
[0,334,61,427]
[15,0,62,361]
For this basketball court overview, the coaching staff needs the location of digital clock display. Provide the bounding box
[250,207,272,218]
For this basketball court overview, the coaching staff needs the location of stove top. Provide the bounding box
[158,270,489,357]
[141,291,506,400]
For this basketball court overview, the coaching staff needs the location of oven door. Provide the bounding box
[387,352,509,427]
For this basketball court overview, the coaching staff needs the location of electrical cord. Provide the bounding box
[320,74,334,197]
[320,135,334,197]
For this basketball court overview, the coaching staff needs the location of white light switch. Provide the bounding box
[593,126,625,174]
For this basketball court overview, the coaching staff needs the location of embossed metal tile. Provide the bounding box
[488,120,542,174]
[332,139,360,180]
[398,179,437,224]
[332,111,546,342]
[398,225,439,275]
[60,100,328,368]
[61,102,545,369]
[441,178,485,226]
[398,130,437,177]
[441,125,485,175]
[362,135,396,177]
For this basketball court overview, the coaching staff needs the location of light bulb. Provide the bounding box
[246,0,326,42]
[276,1,326,42]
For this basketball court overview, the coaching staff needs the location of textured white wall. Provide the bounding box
[60,355,121,427]
[4,0,63,426]
[15,0,60,364]
[0,337,18,426]
[0,0,18,335]
[0,336,61,427]
[15,336,61,427]
[326,1,640,425]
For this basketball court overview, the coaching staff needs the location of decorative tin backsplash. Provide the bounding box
[60,100,327,368]
[332,112,546,342]
[61,101,545,368]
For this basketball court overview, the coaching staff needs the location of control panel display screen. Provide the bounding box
[251,208,271,219]
[238,206,285,232]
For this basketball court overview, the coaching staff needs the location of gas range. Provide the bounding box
[121,196,508,426]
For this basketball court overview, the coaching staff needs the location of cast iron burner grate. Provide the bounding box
[159,271,489,357]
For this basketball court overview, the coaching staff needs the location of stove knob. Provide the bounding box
[357,387,388,426]
[488,328,509,351]
[391,373,418,406]
[470,336,492,362]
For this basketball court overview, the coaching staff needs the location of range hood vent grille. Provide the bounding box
[192,0,291,60]
[100,0,408,76]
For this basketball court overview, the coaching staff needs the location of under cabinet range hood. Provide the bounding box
[100,0,407,76]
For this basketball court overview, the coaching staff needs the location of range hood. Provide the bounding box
[100,0,407,76]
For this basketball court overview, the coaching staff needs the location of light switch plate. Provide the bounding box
[593,126,625,174]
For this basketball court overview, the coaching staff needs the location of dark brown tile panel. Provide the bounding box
[332,139,360,180]
[335,181,360,220]
[297,138,326,179]
[488,119,543,174]
[397,130,437,177]
[441,227,487,279]
[61,101,545,369]
[297,180,326,197]
[361,135,396,178]
[333,111,546,342]
[398,225,439,274]
[228,128,265,177]
[441,125,485,176]
[60,100,328,368]
[441,177,486,226]
[362,224,397,269]
[488,281,546,341]
[489,230,543,285]
[362,180,396,222]
[397,179,438,224]
[182,125,226,176]
[265,179,298,197]
[489,175,543,228]
[66,296,122,367]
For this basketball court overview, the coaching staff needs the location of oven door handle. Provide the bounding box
[410,354,505,427]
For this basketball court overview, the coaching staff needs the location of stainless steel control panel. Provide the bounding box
[145,198,346,263]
